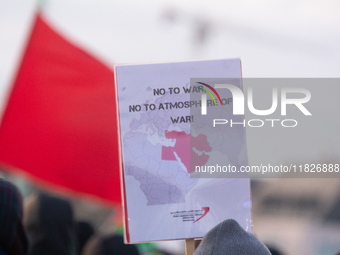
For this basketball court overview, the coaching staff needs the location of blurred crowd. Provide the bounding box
[0,177,314,255]
[0,177,173,255]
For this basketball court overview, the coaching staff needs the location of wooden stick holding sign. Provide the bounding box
[185,239,201,255]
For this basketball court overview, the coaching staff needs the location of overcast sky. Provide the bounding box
[0,0,339,115]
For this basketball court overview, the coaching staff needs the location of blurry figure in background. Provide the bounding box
[267,245,285,255]
[24,193,77,255]
[145,250,172,255]
[76,221,95,255]
[0,178,28,255]
[81,234,140,255]
[194,219,271,255]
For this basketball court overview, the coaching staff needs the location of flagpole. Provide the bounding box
[37,0,48,11]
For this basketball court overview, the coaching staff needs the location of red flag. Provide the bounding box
[0,13,121,205]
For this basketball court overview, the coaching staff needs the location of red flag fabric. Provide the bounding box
[0,13,121,205]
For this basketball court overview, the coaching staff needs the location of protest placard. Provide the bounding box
[115,59,251,243]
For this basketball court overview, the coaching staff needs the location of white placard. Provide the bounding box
[115,59,251,243]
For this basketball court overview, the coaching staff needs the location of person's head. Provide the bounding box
[24,192,76,255]
[75,221,95,255]
[81,234,140,255]
[194,219,271,255]
[0,178,28,255]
